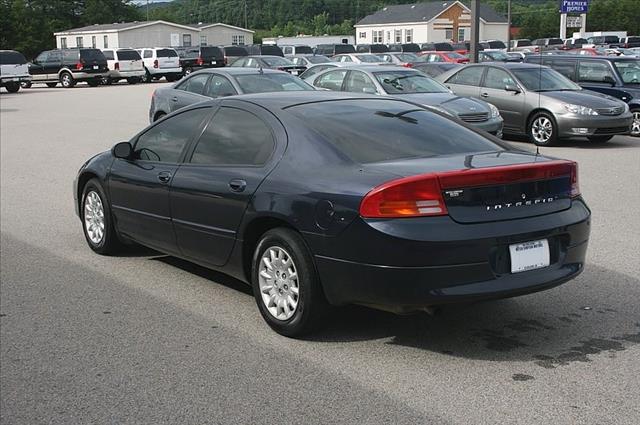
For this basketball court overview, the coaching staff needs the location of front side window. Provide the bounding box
[483,68,516,90]
[578,61,617,83]
[76,37,83,48]
[205,75,237,97]
[446,66,484,86]
[344,71,378,94]
[178,73,210,95]
[613,60,640,84]
[35,52,49,63]
[375,71,449,94]
[314,70,348,91]
[190,107,275,166]
[134,108,210,163]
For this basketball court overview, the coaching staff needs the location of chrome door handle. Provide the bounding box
[171,96,178,102]
[157,171,172,183]
[228,179,247,192]
[480,92,489,98]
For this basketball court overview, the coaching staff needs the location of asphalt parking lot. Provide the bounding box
[1,83,639,424]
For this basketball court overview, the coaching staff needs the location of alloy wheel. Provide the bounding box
[631,111,640,137]
[84,191,105,244]
[532,117,553,144]
[61,73,72,88]
[258,246,300,321]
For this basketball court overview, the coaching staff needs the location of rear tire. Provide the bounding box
[252,228,328,337]
[46,82,57,88]
[631,108,640,137]
[87,79,100,87]
[587,135,613,143]
[81,178,122,255]
[101,77,112,85]
[5,82,20,93]
[60,72,75,88]
[528,111,558,146]
[126,78,139,84]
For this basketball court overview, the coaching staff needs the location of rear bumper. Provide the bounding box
[557,112,633,137]
[1,75,31,84]
[72,71,109,80]
[148,67,182,76]
[311,199,590,310]
[109,70,145,79]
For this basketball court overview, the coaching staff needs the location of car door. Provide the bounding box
[170,73,211,112]
[108,107,212,254]
[29,51,49,82]
[45,50,63,80]
[479,66,525,132]
[170,101,285,267]
[443,65,484,98]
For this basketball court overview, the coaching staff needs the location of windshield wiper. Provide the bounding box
[374,109,423,124]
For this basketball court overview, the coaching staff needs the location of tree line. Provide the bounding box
[2,0,639,59]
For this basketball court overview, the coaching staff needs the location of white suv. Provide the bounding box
[101,49,145,85]
[137,48,182,83]
[1,50,31,93]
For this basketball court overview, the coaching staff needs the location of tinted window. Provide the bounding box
[548,38,563,45]
[516,40,532,47]
[102,50,115,60]
[134,108,210,163]
[117,50,140,60]
[157,49,178,58]
[190,108,275,165]
[307,55,330,64]
[447,66,484,85]
[80,49,106,61]
[200,46,223,58]
[434,43,454,51]
[49,51,63,62]
[334,44,356,54]
[295,46,313,54]
[483,68,516,89]
[205,74,237,97]
[223,46,247,56]
[0,51,27,64]
[549,59,577,80]
[260,46,284,56]
[613,60,640,84]
[375,71,448,94]
[487,41,506,49]
[578,61,616,83]
[179,73,209,95]
[235,73,313,93]
[314,70,348,90]
[61,50,77,62]
[144,50,152,58]
[287,99,502,164]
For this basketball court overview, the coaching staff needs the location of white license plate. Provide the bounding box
[509,239,550,273]
[211,60,216,64]
[291,70,298,75]
[93,65,98,70]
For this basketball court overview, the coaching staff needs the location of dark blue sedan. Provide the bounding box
[74,92,590,337]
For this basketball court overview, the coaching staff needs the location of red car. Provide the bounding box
[418,51,470,64]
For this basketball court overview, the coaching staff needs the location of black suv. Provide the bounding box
[26,48,108,88]
[221,46,248,65]
[525,54,640,136]
[314,44,356,57]
[244,44,284,57]
[356,44,389,54]
[175,46,225,75]
[387,43,420,53]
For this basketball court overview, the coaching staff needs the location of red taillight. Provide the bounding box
[114,62,119,70]
[196,56,204,65]
[359,161,580,218]
[402,63,413,68]
[360,174,447,218]
[153,59,159,68]
[75,61,83,70]
[224,57,228,65]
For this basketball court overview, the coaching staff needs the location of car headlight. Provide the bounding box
[563,103,599,115]
[488,103,500,118]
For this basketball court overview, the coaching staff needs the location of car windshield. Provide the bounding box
[613,60,640,84]
[262,57,293,67]
[287,99,502,164]
[486,51,509,60]
[307,55,330,64]
[512,68,581,91]
[374,71,450,94]
[235,73,314,93]
[358,54,384,63]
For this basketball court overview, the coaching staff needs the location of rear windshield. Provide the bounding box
[628,37,640,43]
[287,99,501,163]
[374,71,449,94]
[295,46,313,54]
[402,44,421,53]
[487,41,507,49]
[262,56,293,67]
[307,55,331,64]
[334,44,356,54]
[0,51,27,64]
[235,73,314,93]
[260,46,284,56]
[201,46,223,58]
[604,36,619,43]
[80,49,106,61]
[548,38,563,45]
[157,49,178,58]
[517,40,532,47]
[224,46,248,56]
[434,43,454,51]
[117,50,140,60]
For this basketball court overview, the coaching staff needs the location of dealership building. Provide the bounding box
[53,20,254,50]
[355,0,509,45]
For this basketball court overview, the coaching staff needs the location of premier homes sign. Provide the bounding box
[559,0,589,13]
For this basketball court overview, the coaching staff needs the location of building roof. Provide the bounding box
[54,20,253,35]
[356,1,507,26]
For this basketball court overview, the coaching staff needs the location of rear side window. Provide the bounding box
[549,60,577,80]
[224,46,247,56]
[117,50,140,60]
[134,108,210,163]
[144,50,152,58]
[157,49,178,58]
[102,50,115,60]
[80,49,106,61]
[190,107,275,166]
[447,66,484,85]
[0,51,27,64]
[287,99,502,163]
[295,46,313,54]
[62,50,78,62]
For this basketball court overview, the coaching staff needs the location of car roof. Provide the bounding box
[527,54,637,62]
[245,55,285,59]
[467,62,545,70]
[188,67,286,75]
[342,65,417,73]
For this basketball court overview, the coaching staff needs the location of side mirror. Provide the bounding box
[505,84,521,93]
[112,141,133,159]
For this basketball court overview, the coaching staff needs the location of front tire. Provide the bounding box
[528,112,558,146]
[81,179,122,255]
[5,82,20,93]
[631,109,640,137]
[60,72,75,88]
[252,228,328,337]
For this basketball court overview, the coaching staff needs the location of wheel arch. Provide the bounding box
[526,108,556,128]
[77,171,100,216]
